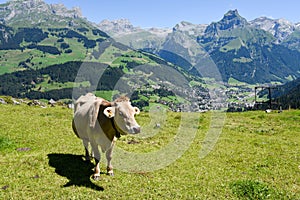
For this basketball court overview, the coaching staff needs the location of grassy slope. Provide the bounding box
[0,41,87,75]
[0,104,299,199]
[0,27,102,75]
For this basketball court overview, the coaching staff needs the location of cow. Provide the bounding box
[72,94,141,180]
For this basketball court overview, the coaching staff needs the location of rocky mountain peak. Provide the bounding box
[50,4,82,19]
[250,17,295,42]
[0,0,83,26]
[172,21,207,37]
[295,22,300,29]
[98,19,138,35]
[223,9,239,19]
[203,9,248,37]
[173,21,194,30]
[10,0,43,7]
[218,9,248,30]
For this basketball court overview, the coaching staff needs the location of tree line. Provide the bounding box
[0,61,125,100]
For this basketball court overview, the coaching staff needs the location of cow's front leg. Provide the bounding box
[91,142,101,180]
[106,145,114,176]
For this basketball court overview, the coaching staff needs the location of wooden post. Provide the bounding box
[268,87,272,109]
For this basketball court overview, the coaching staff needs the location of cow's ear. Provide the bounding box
[104,107,115,118]
[90,98,103,128]
[133,107,140,115]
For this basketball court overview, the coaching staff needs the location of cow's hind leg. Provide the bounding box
[106,145,114,176]
[82,139,91,162]
[90,141,101,180]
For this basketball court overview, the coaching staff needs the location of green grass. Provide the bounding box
[34,76,90,92]
[0,37,89,75]
[98,45,125,64]
[228,77,246,85]
[220,38,244,52]
[230,180,283,199]
[0,136,16,152]
[0,104,299,199]
[0,50,79,75]
[94,90,119,101]
[0,50,35,73]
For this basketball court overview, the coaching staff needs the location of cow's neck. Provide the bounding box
[110,118,123,138]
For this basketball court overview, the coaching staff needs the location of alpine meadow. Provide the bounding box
[0,0,300,199]
[0,103,299,199]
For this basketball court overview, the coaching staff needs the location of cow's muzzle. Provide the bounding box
[131,126,141,134]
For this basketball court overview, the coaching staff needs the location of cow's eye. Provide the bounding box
[119,111,123,116]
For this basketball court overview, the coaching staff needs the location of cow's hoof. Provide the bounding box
[93,175,100,181]
[107,172,114,176]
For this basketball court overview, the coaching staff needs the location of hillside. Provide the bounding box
[0,25,109,73]
[273,78,300,109]
[0,0,110,74]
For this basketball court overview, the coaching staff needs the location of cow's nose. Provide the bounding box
[133,126,141,134]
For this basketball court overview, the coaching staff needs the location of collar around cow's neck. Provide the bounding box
[110,118,121,139]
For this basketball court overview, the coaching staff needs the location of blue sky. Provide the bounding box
[1,0,300,28]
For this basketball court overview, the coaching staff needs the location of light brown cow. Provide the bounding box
[72,94,141,180]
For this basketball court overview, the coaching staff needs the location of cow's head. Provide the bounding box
[104,96,141,135]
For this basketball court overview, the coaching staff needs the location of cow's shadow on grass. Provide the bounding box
[47,153,104,191]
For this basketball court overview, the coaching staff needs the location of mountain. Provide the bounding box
[98,19,171,50]
[98,19,139,35]
[249,17,300,51]
[203,9,249,36]
[249,17,296,43]
[197,10,300,83]
[159,10,300,84]
[0,0,90,28]
[103,10,300,84]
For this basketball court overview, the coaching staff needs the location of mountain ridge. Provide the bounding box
[0,0,88,28]
[98,9,300,41]
[100,9,300,84]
